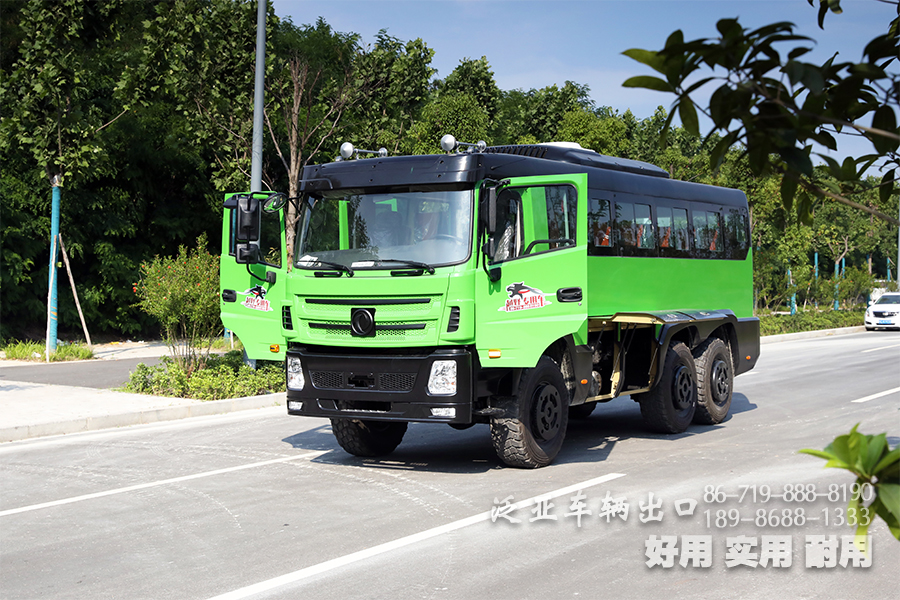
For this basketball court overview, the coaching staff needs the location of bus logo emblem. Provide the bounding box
[240,285,273,312]
[500,282,551,312]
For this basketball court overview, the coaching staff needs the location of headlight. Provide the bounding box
[287,356,305,391]
[427,360,457,395]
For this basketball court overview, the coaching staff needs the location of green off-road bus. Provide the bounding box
[220,137,759,468]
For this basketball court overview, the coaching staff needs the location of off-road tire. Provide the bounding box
[330,418,407,457]
[692,337,733,425]
[491,356,570,468]
[638,342,696,433]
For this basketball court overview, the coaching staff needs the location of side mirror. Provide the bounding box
[262,192,287,213]
[235,243,259,264]
[236,195,260,242]
[485,187,498,235]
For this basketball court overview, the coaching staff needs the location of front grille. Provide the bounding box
[874,311,897,318]
[309,370,416,391]
[311,370,343,389]
[282,306,294,330]
[379,373,416,391]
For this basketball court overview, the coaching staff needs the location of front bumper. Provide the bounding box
[865,311,900,329]
[285,346,473,424]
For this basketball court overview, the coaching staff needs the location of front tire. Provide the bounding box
[491,356,570,468]
[638,342,696,433]
[692,338,733,424]
[331,419,407,457]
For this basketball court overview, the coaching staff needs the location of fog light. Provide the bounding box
[287,356,305,391]
[427,360,457,395]
[431,407,456,418]
[287,400,303,411]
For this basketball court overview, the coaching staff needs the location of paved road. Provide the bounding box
[0,357,161,389]
[1,332,898,599]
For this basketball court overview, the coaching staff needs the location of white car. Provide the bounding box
[865,293,900,330]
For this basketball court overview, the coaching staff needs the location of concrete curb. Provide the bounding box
[0,393,284,443]
[760,326,866,345]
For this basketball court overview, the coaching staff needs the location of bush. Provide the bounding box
[123,350,285,400]
[759,309,865,336]
[133,234,221,375]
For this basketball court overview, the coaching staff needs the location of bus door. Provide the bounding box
[475,174,589,367]
[220,192,288,361]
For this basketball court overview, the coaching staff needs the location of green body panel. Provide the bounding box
[218,200,288,361]
[586,249,754,319]
[474,174,589,367]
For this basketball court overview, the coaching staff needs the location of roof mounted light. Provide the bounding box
[440,134,486,154]
[338,142,388,160]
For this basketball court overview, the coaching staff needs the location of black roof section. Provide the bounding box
[299,144,747,209]
[484,144,669,178]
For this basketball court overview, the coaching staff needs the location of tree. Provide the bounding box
[623,0,899,226]
[404,92,490,155]
[349,32,435,155]
[436,56,501,124]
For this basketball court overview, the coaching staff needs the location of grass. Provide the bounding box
[1,339,94,361]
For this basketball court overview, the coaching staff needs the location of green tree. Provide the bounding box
[404,92,490,155]
[349,32,436,154]
[436,56,501,124]
[623,0,899,226]
[1,0,220,339]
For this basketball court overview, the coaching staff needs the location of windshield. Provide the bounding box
[874,294,900,305]
[295,187,473,270]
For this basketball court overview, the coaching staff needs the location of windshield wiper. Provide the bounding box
[378,258,435,275]
[301,259,354,277]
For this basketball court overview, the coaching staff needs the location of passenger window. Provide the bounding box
[616,202,653,249]
[634,203,653,249]
[588,198,612,249]
[616,202,635,247]
[725,210,749,255]
[672,208,689,250]
[693,210,722,254]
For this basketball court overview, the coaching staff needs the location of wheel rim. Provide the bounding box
[711,359,730,405]
[531,383,562,441]
[672,365,694,411]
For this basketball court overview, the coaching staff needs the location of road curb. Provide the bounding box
[0,393,284,443]
[760,326,866,345]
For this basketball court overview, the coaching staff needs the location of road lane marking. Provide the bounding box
[851,387,900,403]
[204,472,626,600]
[0,451,325,517]
[861,343,900,353]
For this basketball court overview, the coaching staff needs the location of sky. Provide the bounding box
[271,0,895,158]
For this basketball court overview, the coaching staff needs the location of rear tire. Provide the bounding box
[639,342,696,433]
[330,419,407,457]
[491,356,570,468]
[692,338,733,425]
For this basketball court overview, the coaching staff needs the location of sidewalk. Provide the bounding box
[0,341,283,443]
[0,327,866,444]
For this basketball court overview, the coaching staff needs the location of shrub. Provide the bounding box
[758,309,865,336]
[123,351,285,400]
[133,234,221,375]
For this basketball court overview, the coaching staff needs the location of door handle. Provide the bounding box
[556,287,582,302]
[222,289,237,303]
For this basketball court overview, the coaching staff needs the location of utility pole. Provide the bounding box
[46,174,61,357]
[250,0,266,192]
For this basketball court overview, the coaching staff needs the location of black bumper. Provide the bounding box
[285,347,473,424]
